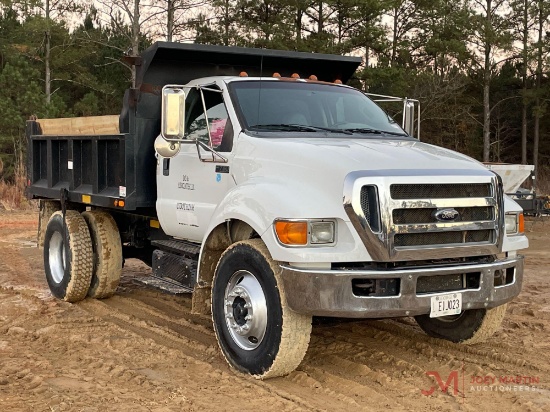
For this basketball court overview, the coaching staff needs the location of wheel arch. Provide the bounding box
[191,219,260,315]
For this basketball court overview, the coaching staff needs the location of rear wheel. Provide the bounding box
[82,210,122,299]
[44,210,93,302]
[414,304,508,344]
[212,239,311,379]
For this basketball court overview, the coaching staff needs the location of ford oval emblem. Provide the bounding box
[434,208,460,222]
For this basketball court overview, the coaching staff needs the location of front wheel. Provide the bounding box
[212,239,311,379]
[414,304,508,344]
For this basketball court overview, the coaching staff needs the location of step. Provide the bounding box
[151,239,201,257]
[134,275,194,295]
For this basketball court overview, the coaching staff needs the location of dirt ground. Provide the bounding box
[1,210,550,411]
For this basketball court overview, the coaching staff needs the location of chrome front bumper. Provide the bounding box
[280,257,523,318]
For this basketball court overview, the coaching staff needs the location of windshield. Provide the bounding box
[229,80,407,137]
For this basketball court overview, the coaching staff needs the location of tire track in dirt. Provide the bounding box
[333,319,550,374]
[102,295,217,347]
[77,297,346,411]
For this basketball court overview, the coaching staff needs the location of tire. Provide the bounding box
[414,304,508,344]
[82,210,123,299]
[43,210,93,302]
[211,239,312,379]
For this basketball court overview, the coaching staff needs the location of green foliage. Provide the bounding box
[0,0,549,184]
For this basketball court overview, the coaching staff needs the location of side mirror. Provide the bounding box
[402,100,415,138]
[161,86,186,140]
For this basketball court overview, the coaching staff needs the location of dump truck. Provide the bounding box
[27,42,529,379]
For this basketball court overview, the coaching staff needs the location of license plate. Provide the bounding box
[430,292,462,318]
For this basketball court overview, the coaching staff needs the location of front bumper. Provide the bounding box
[280,256,523,318]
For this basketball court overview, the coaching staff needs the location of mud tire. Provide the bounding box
[415,304,508,344]
[82,210,123,299]
[43,210,93,302]
[212,239,312,379]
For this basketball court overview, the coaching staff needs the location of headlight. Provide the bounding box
[310,221,335,244]
[274,219,336,246]
[505,212,524,235]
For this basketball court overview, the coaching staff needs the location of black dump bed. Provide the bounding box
[26,42,361,211]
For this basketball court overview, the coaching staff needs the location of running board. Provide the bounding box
[151,239,200,258]
[134,275,193,295]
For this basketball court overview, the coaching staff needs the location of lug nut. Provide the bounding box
[245,315,252,321]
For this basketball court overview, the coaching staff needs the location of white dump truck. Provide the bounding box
[27,42,528,378]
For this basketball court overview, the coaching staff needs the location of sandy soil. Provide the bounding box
[1,210,550,411]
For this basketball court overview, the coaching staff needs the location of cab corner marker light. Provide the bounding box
[334,79,342,84]
[275,220,307,245]
[239,71,248,77]
[518,212,525,234]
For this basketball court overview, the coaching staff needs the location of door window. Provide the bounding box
[185,88,232,151]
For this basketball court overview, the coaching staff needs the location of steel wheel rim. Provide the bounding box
[223,270,267,350]
[49,231,66,284]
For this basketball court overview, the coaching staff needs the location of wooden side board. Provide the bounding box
[37,115,120,135]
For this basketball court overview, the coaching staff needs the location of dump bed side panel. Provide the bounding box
[26,116,155,211]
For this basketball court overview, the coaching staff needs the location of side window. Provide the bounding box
[185,88,232,151]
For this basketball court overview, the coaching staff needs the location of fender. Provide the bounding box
[196,176,367,283]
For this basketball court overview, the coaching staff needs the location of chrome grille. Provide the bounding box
[393,207,493,224]
[390,183,491,199]
[344,171,501,262]
[394,230,492,247]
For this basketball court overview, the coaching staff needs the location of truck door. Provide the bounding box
[156,86,235,242]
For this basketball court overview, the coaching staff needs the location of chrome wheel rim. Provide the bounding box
[49,231,66,283]
[223,270,267,350]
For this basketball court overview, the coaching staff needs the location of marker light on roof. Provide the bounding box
[239,71,248,77]
[309,75,318,80]
[291,73,300,78]
[334,79,342,84]
[272,72,281,77]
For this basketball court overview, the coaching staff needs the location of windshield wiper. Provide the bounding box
[343,128,408,137]
[247,124,352,135]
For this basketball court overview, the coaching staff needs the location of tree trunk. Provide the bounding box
[521,0,528,164]
[318,2,324,34]
[296,8,302,42]
[45,0,51,104]
[482,0,492,162]
[224,0,230,46]
[391,6,398,66]
[166,0,174,42]
[533,0,543,184]
[131,0,140,88]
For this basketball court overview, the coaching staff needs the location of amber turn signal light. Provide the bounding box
[518,213,524,234]
[275,220,307,245]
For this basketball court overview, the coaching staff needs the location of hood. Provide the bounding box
[234,135,490,179]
